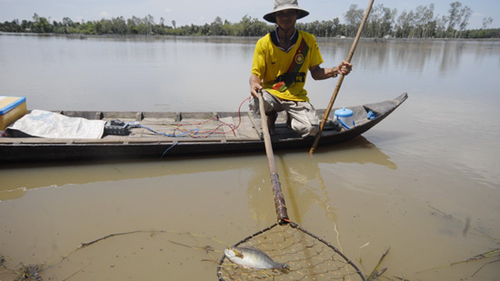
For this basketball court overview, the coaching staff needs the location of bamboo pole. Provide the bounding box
[258,91,289,225]
[309,0,375,155]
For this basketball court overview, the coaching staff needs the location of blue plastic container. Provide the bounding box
[0,96,27,130]
[334,107,354,129]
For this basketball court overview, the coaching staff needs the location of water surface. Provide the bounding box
[0,35,499,280]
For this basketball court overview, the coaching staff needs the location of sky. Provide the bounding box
[0,0,499,30]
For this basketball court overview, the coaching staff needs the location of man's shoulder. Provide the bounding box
[256,33,272,45]
[257,32,272,40]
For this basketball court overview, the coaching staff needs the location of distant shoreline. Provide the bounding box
[2,31,500,42]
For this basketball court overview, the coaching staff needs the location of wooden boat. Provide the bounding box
[0,93,407,162]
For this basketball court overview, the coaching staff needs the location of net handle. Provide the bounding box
[258,91,289,225]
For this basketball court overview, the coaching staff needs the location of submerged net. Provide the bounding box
[217,222,366,281]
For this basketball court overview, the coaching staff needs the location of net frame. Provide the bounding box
[216,222,366,281]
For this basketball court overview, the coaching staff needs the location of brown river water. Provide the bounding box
[0,35,499,280]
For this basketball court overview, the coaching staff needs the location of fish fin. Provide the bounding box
[233,249,244,259]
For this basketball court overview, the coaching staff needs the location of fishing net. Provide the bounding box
[217,92,366,281]
[217,222,366,281]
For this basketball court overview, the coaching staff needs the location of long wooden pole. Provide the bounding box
[309,0,375,155]
[258,91,289,225]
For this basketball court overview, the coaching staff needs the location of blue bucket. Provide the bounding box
[334,107,354,129]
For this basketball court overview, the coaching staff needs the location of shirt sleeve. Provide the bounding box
[308,35,324,68]
[251,37,267,79]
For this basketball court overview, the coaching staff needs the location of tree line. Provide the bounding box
[1,1,498,39]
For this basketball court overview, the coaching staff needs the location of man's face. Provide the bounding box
[275,9,298,30]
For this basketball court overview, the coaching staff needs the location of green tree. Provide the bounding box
[435,15,447,38]
[457,6,472,37]
[365,4,396,38]
[111,17,128,34]
[210,16,225,35]
[395,10,414,38]
[36,17,53,33]
[405,4,436,38]
[20,20,30,32]
[344,4,364,37]
[445,2,472,38]
[78,21,96,34]
[447,1,461,35]
[482,17,494,29]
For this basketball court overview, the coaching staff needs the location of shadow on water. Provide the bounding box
[0,136,396,201]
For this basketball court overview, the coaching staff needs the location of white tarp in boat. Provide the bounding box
[8,109,105,139]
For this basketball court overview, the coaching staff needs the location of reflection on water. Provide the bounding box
[320,39,500,76]
[0,136,394,201]
[0,35,499,281]
[245,136,397,227]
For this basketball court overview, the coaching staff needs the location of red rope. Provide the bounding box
[172,96,251,138]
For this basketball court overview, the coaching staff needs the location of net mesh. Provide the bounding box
[217,222,366,281]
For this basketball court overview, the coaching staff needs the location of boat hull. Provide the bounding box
[0,94,408,162]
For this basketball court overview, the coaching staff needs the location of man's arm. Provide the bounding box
[310,61,352,80]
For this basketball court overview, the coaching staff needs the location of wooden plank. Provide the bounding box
[61,111,103,120]
[0,112,266,145]
[234,115,261,140]
[218,116,237,139]
[179,112,216,120]
[0,137,252,145]
[247,112,263,139]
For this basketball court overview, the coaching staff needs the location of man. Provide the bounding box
[250,0,352,137]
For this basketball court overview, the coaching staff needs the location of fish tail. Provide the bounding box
[278,263,290,274]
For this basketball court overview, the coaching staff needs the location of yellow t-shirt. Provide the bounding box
[251,30,324,102]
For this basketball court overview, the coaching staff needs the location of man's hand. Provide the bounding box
[335,60,353,76]
[249,74,263,97]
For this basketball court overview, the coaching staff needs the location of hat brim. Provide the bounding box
[263,7,309,23]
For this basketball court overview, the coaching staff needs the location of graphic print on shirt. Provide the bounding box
[273,39,309,92]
